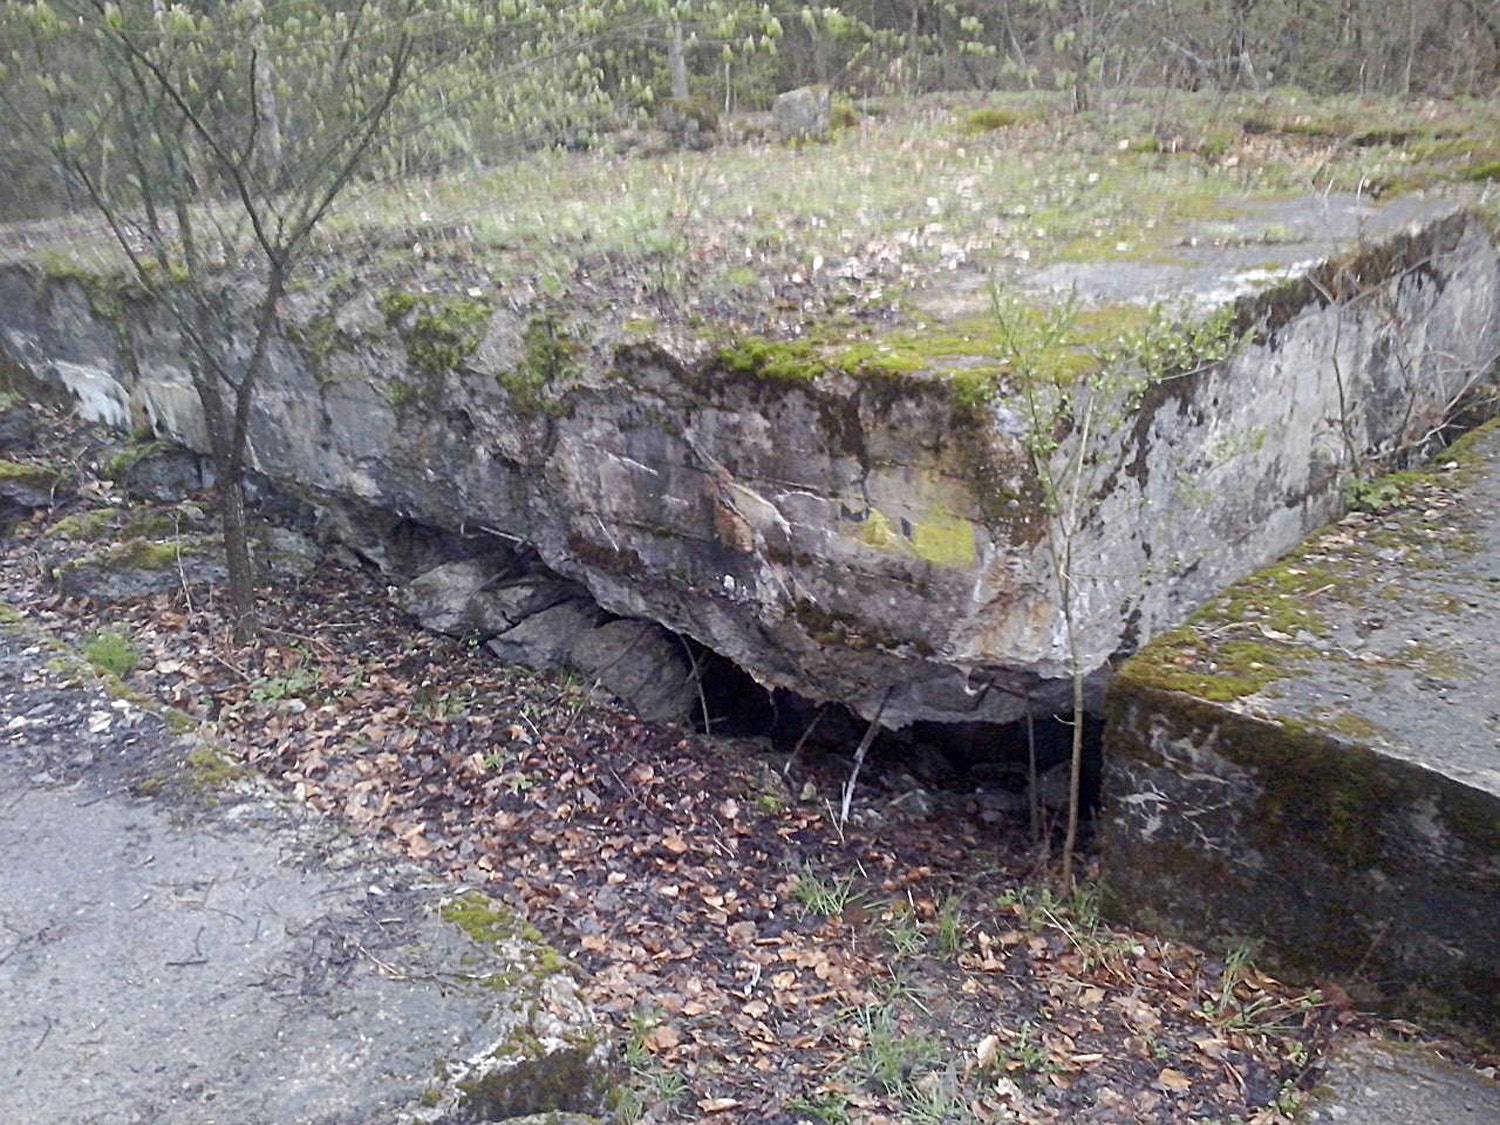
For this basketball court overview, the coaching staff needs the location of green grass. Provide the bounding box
[83,630,139,677]
[880,903,928,960]
[25,88,1499,417]
[792,865,860,917]
[846,1003,941,1094]
[935,895,967,959]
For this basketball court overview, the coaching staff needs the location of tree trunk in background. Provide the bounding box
[247,0,283,184]
[669,22,690,100]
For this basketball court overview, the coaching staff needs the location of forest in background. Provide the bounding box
[2,0,1497,223]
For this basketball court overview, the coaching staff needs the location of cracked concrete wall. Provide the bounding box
[2,207,1497,727]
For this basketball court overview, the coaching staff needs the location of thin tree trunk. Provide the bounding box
[247,0,283,185]
[1061,663,1084,887]
[220,473,257,637]
[668,22,689,101]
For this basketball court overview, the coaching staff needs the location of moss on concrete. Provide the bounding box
[0,458,69,488]
[185,747,248,792]
[441,892,548,948]
[104,440,170,481]
[498,314,585,415]
[909,507,978,568]
[1104,683,1500,1041]
[456,1040,610,1121]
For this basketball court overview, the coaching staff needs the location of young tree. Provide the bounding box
[3,0,426,637]
[998,294,1241,884]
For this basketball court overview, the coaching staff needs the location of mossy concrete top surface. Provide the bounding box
[1118,420,1500,798]
[997,192,1461,316]
[4,91,1499,731]
[0,614,606,1124]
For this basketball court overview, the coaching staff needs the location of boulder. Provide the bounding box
[401,559,579,641]
[657,97,717,151]
[107,440,213,502]
[773,85,830,141]
[484,602,697,723]
[55,537,225,601]
[0,405,36,450]
[568,619,697,724]
[52,523,319,601]
[487,599,606,671]
[253,524,320,581]
[399,558,504,635]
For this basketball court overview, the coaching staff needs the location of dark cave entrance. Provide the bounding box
[688,644,1105,820]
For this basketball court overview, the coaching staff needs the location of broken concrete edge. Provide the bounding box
[0,602,622,1123]
[1112,414,1500,711]
[3,201,1497,735]
[1097,413,1500,1046]
[6,199,1482,420]
[1099,678,1500,1044]
[411,894,617,1123]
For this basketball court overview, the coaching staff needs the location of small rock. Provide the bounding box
[773,85,830,141]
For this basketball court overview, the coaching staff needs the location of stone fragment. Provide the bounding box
[108,440,213,502]
[400,558,575,641]
[1,458,74,534]
[52,522,319,601]
[0,405,37,450]
[55,537,225,600]
[773,85,830,141]
[487,599,606,670]
[0,618,611,1124]
[1301,1036,1500,1124]
[485,603,696,724]
[657,98,717,150]
[254,524,320,580]
[400,558,505,635]
[568,618,697,724]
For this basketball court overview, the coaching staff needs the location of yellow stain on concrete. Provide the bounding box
[910,508,977,568]
[845,504,976,568]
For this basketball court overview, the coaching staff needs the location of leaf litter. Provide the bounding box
[1,415,1489,1122]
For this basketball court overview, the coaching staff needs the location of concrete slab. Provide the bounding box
[0,621,611,1124]
[1101,421,1500,1041]
[1303,1038,1500,1124]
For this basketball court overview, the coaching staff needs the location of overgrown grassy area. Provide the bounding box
[13,88,1498,389]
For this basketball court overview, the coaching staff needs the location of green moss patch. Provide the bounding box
[184,747,248,792]
[75,538,204,572]
[104,440,170,481]
[1119,628,1298,702]
[48,506,191,543]
[441,891,548,949]
[497,314,585,414]
[379,290,492,384]
[0,457,71,488]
